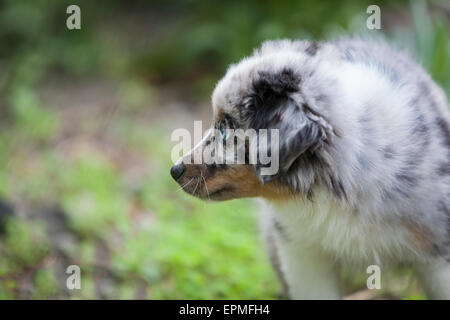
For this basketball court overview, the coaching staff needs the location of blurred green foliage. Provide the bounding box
[0,0,448,299]
[0,1,448,93]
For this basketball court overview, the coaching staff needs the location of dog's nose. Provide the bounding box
[170,164,186,181]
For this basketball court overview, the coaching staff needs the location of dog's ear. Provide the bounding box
[243,69,332,184]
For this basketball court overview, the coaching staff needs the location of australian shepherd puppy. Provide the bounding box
[170,37,450,299]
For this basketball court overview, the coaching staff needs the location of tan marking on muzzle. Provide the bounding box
[179,162,293,201]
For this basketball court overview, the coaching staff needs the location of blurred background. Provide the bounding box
[0,0,448,299]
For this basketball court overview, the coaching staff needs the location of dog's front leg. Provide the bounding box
[276,238,342,300]
[415,260,450,299]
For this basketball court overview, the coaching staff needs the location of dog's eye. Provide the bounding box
[220,125,227,139]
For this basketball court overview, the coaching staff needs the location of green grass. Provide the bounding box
[0,108,280,299]
[0,0,448,299]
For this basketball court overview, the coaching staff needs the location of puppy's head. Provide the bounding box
[171,40,335,201]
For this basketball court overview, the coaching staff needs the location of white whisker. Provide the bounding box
[192,177,201,195]
[178,178,194,191]
[201,172,210,200]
